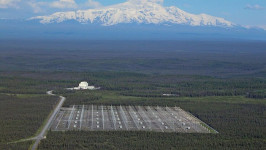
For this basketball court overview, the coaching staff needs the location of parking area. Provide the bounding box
[50,105,211,133]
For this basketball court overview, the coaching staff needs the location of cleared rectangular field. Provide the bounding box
[50,105,214,133]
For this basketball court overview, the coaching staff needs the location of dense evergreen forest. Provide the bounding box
[0,40,265,149]
[0,94,58,149]
[1,41,266,77]
[0,71,265,149]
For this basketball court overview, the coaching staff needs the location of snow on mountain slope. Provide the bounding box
[30,0,235,27]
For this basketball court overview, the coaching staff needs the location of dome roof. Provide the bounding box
[79,81,89,87]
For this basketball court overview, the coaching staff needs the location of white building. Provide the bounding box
[79,81,88,88]
[68,81,100,90]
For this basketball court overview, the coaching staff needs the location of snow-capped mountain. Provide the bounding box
[30,0,234,27]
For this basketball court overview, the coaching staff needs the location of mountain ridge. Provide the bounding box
[1,1,265,40]
[30,1,235,27]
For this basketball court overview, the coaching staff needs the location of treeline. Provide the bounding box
[81,73,266,98]
[1,72,265,98]
[0,75,77,94]
[247,90,266,99]
[116,79,266,98]
[121,89,248,97]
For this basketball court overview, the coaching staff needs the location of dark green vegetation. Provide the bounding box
[0,40,265,149]
[0,93,58,149]
[56,72,266,107]
[0,40,265,77]
[0,71,265,150]
[0,75,69,149]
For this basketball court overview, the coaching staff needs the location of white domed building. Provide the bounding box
[70,81,100,90]
[79,81,89,89]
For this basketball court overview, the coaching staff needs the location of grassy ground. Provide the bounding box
[61,90,266,107]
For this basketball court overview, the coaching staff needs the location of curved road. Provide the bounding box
[31,91,66,150]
